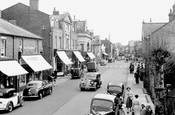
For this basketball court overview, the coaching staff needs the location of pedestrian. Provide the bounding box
[134,70,140,84]
[125,87,133,114]
[140,104,146,115]
[132,94,141,115]
[145,105,153,115]
[116,98,125,115]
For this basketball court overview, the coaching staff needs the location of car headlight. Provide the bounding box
[90,81,94,84]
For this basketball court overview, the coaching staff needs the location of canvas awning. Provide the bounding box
[87,52,95,59]
[73,51,85,62]
[56,51,73,65]
[102,52,108,56]
[0,60,28,76]
[22,55,53,72]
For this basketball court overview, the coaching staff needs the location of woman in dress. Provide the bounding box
[132,94,141,115]
[125,87,133,114]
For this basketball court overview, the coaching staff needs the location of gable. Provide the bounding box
[64,15,72,24]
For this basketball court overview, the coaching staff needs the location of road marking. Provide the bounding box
[100,66,128,68]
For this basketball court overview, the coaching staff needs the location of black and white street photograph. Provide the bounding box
[0,0,175,115]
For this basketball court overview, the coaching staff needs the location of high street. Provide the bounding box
[0,60,129,115]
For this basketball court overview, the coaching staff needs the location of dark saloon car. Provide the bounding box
[70,68,83,79]
[0,88,24,112]
[79,72,102,91]
[23,80,53,99]
[107,81,124,97]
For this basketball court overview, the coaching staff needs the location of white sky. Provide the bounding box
[0,0,174,45]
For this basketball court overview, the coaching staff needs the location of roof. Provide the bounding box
[92,94,115,102]
[142,22,166,38]
[108,81,123,87]
[51,13,72,24]
[0,18,42,39]
[0,88,16,93]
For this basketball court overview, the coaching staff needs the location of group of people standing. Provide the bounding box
[129,61,145,84]
[125,87,153,115]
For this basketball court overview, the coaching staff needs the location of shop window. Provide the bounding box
[19,75,26,87]
[1,37,6,57]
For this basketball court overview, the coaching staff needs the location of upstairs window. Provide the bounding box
[1,37,6,57]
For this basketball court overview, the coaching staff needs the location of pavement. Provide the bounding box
[125,69,155,115]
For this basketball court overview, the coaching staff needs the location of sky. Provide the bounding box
[0,0,174,45]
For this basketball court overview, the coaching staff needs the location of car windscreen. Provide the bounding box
[108,86,122,92]
[27,83,40,87]
[86,74,96,80]
[91,99,113,112]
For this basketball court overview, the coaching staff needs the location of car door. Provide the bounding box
[9,90,18,106]
[42,81,49,94]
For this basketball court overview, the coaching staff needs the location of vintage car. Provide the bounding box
[87,61,99,72]
[107,81,124,97]
[70,68,83,79]
[90,94,116,115]
[100,60,107,66]
[0,88,24,112]
[79,72,102,91]
[23,80,53,99]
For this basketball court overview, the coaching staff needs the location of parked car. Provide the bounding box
[87,61,99,72]
[23,80,53,99]
[70,68,83,79]
[90,93,116,115]
[0,88,24,112]
[107,81,124,97]
[108,58,113,63]
[99,60,107,66]
[79,72,102,91]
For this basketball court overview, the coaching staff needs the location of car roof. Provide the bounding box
[92,94,115,102]
[28,80,42,84]
[0,88,16,93]
[108,81,123,86]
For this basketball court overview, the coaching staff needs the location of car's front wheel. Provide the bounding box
[38,92,43,99]
[7,102,13,112]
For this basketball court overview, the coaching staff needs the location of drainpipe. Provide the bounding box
[13,36,15,58]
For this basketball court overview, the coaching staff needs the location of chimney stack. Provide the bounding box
[30,0,39,10]
[53,7,59,15]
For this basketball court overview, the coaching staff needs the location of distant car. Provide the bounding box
[70,68,83,79]
[90,94,116,115]
[108,58,113,63]
[79,72,102,91]
[23,80,53,99]
[107,81,124,97]
[100,60,107,66]
[117,57,121,61]
[87,61,99,72]
[0,88,24,112]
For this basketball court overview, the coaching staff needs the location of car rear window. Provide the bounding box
[28,83,39,87]
[108,86,122,91]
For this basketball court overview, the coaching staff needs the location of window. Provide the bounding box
[19,39,23,52]
[55,36,57,49]
[59,37,61,49]
[1,37,6,57]
[66,35,69,49]
[35,41,39,53]
[19,75,26,87]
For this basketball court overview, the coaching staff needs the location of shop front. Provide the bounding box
[72,51,85,68]
[55,51,73,76]
[0,59,28,92]
[102,51,109,60]
[21,55,53,82]
[87,52,95,61]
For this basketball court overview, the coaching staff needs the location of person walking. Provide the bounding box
[132,94,141,115]
[134,70,140,84]
[125,87,133,114]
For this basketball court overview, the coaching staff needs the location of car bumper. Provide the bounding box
[80,83,96,89]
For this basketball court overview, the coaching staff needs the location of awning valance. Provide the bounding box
[102,52,108,56]
[57,51,73,65]
[73,51,85,62]
[0,60,28,76]
[22,55,53,72]
[87,52,95,59]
